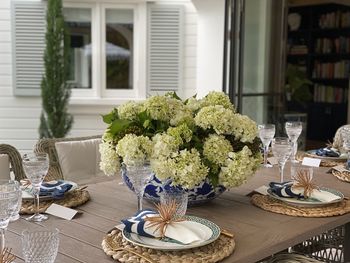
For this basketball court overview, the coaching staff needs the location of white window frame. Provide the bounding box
[63,0,147,103]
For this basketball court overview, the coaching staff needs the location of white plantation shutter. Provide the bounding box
[12,1,46,96]
[147,5,184,95]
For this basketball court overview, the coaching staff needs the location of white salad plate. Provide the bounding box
[21,180,78,200]
[122,215,221,251]
[267,187,344,207]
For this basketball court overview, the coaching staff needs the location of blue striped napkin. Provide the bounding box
[40,180,73,199]
[269,181,304,199]
[122,209,203,244]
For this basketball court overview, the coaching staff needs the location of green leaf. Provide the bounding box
[102,112,114,124]
[208,171,219,187]
[109,119,132,135]
[165,91,181,100]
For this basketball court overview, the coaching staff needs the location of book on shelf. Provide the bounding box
[313,84,348,103]
[313,60,350,78]
[315,37,350,54]
[319,11,350,29]
[289,45,308,55]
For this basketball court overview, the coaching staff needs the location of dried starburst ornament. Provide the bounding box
[292,169,318,198]
[0,247,16,263]
[144,200,185,238]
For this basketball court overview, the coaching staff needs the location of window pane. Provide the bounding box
[64,8,92,89]
[105,9,133,90]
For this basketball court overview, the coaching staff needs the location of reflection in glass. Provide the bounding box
[106,9,133,90]
[64,8,92,89]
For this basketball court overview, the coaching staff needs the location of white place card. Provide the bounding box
[46,203,78,220]
[333,165,349,173]
[302,157,321,167]
[267,157,278,165]
[253,185,269,195]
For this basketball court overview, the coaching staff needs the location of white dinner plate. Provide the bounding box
[267,187,344,207]
[21,180,78,201]
[122,215,220,250]
[306,150,347,161]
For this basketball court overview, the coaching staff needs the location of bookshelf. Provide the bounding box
[287,3,350,141]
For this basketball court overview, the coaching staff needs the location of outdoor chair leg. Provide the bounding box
[345,222,350,263]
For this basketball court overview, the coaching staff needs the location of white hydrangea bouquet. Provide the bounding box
[99,91,262,190]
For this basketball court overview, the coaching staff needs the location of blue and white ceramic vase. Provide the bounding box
[121,169,226,206]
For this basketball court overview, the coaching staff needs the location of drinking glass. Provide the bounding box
[160,184,188,218]
[9,180,22,222]
[21,228,59,263]
[258,124,276,168]
[341,126,350,169]
[271,137,293,182]
[22,153,49,222]
[290,163,313,182]
[0,181,18,254]
[285,121,303,163]
[122,163,153,211]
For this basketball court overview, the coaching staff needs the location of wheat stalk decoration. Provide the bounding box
[144,200,185,237]
[292,169,318,198]
[0,248,16,263]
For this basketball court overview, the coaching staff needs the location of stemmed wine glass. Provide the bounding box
[258,124,276,168]
[122,162,153,211]
[341,126,350,169]
[285,121,303,163]
[22,153,49,222]
[271,137,293,182]
[0,181,19,254]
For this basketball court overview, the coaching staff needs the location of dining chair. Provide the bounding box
[333,124,350,152]
[0,144,26,181]
[34,135,103,183]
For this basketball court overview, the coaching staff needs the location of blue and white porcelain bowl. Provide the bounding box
[121,169,226,206]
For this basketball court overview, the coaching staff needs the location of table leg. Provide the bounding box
[345,222,350,262]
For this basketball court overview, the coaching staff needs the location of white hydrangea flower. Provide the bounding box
[142,96,171,121]
[116,134,153,166]
[230,114,258,143]
[118,101,143,121]
[170,105,194,127]
[185,97,201,112]
[203,134,233,165]
[99,142,121,176]
[219,146,260,188]
[152,133,180,158]
[151,148,208,189]
[167,124,193,146]
[200,91,235,112]
[194,105,236,135]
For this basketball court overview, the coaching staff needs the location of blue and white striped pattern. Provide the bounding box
[122,209,158,238]
[269,181,304,199]
[39,180,73,199]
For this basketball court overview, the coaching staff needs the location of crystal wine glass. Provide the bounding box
[122,163,152,211]
[341,126,350,169]
[285,121,303,163]
[271,137,293,182]
[22,153,49,222]
[22,228,59,263]
[258,124,276,168]
[0,181,19,254]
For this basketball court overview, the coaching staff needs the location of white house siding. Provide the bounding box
[0,0,197,153]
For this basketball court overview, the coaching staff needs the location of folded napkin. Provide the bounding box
[269,182,341,202]
[315,147,340,157]
[122,209,203,245]
[39,180,73,199]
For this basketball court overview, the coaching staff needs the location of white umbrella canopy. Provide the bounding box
[84,42,130,60]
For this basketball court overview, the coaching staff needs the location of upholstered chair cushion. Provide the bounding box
[55,138,104,184]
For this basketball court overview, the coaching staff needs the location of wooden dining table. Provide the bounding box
[6,165,350,263]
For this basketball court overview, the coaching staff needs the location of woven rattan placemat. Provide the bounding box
[251,194,350,217]
[102,228,235,263]
[332,170,350,183]
[20,189,90,215]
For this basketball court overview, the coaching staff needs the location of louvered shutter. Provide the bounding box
[12,1,46,96]
[147,5,183,95]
